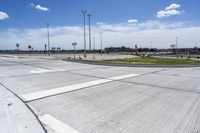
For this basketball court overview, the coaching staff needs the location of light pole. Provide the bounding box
[176,37,178,57]
[87,14,92,53]
[46,23,51,56]
[100,32,103,55]
[93,37,95,51]
[72,42,77,60]
[82,10,87,58]
[149,41,152,54]
[93,37,96,60]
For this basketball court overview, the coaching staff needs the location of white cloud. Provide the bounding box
[157,3,184,18]
[35,5,49,11]
[165,4,181,10]
[0,11,9,20]
[96,21,187,32]
[96,22,105,25]
[157,10,183,18]
[28,3,49,11]
[0,21,199,50]
[29,3,35,7]
[128,19,138,23]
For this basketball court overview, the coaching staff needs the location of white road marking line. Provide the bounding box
[39,114,80,133]
[54,68,66,72]
[22,79,111,102]
[30,69,52,74]
[63,62,73,64]
[22,73,140,102]
[109,73,140,80]
[30,68,65,74]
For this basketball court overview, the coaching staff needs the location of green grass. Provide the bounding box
[100,57,200,65]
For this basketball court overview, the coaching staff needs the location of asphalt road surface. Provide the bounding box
[1,56,200,133]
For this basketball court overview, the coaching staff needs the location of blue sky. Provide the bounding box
[0,0,200,28]
[0,0,200,49]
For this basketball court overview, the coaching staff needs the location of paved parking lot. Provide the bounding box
[0,56,200,133]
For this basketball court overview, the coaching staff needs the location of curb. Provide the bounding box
[0,84,47,133]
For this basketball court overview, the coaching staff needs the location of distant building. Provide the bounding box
[105,46,132,52]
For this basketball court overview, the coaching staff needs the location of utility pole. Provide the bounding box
[82,10,87,58]
[46,23,51,56]
[93,37,96,60]
[87,14,92,53]
[93,37,95,51]
[176,37,178,58]
[72,43,77,60]
[100,32,103,55]
[149,41,152,53]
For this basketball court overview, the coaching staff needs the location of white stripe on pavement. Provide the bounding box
[22,79,111,102]
[39,114,80,133]
[22,73,140,102]
[30,68,53,74]
[30,68,65,74]
[109,73,140,80]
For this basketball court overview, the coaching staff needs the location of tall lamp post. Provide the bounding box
[100,32,103,55]
[149,41,152,54]
[176,37,178,58]
[87,14,92,53]
[72,42,77,60]
[82,10,87,58]
[93,37,95,51]
[46,23,51,56]
[93,37,96,60]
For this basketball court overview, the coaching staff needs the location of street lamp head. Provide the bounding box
[81,10,87,14]
[87,14,92,17]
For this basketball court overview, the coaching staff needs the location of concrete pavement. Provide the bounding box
[0,84,45,133]
[0,55,200,133]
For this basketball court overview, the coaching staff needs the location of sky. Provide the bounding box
[0,0,200,50]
